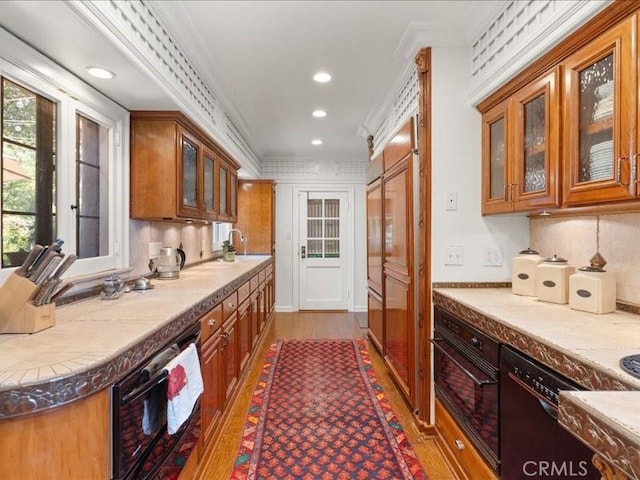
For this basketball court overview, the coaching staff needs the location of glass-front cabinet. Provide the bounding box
[218,162,228,219]
[229,171,237,221]
[482,100,511,214]
[482,69,560,214]
[562,17,636,206]
[178,129,201,217]
[203,149,216,216]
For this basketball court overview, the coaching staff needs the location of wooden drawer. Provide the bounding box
[435,399,498,480]
[238,281,250,304]
[266,264,273,276]
[222,291,238,320]
[200,304,222,343]
[258,269,266,284]
[250,274,259,292]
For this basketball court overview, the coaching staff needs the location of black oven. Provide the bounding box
[431,306,500,472]
[112,323,201,480]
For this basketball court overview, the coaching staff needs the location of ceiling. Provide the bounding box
[0,1,506,162]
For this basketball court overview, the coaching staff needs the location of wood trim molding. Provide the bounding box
[415,47,432,425]
[477,1,640,112]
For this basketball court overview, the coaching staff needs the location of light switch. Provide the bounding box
[445,246,463,265]
[446,192,457,211]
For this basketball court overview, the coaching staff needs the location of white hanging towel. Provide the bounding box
[164,342,204,435]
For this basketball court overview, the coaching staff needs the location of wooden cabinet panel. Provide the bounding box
[236,180,276,255]
[201,331,223,444]
[367,179,383,294]
[482,100,512,214]
[562,17,637,206]
[250,289,260,348]
[383,118,414,171]
[222,313,238,403]
[200,304,222,343]
[222,291,238,321]
[384,271,413,402]
[383,158,412,272]
[367,288,384,354]
[238,299,251,372]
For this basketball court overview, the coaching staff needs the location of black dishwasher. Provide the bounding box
[500,345,599,480]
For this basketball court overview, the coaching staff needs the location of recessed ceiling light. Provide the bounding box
[312,110,327,118]
[311,139,323,145]
[86,66,115,79]
[313,72,331,83]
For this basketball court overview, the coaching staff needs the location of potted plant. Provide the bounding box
[222,240,236,262]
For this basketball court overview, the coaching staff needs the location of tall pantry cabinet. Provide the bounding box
[367,118,417,407]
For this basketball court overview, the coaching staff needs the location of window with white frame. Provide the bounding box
[213,222,232,252]
[0,52,128,283]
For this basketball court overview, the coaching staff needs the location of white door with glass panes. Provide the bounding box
[298,191,349,310]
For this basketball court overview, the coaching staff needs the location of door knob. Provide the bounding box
[300,245,306,258]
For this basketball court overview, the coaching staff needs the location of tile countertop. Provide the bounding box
[0,256,271,417]
[433,287,640,479]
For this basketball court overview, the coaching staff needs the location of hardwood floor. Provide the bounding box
[196,312,455,480]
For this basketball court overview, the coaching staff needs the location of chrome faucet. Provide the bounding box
[228,228,247,256]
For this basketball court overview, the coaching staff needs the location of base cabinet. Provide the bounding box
[201,330,224,445]
[367,288,384,354]
[434,399,498,480]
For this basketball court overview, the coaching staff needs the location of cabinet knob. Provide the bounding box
[454,439,465,450]
[208,319,217,327]
[228,302,235,308]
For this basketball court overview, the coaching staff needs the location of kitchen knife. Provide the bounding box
[16,244,44,277]
[49,282,73,304]
[34,254,62,285]
[33,278,61,306]
[48,253,77,281]
[28,250,58,284]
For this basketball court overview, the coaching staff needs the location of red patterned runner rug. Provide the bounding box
[231,339,428,479]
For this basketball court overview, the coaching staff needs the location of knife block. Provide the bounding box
[0,272,56,334]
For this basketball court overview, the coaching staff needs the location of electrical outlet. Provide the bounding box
[446,192,457,211]
[482,246,503,266]
[149,241,162,259]
[445,246,464,265]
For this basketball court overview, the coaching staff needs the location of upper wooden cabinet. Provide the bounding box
[235,180,275,255]
[479,6,640,214]
[563,17,637,206]
[482,69,561,214]
[130,111,240,222]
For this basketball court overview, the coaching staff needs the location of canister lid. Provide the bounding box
[518,247,540,255]
[544,254,568,263]
[579,252,607,272]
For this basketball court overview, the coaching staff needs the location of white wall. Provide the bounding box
[430,47,529,283]
[264,157,367,314]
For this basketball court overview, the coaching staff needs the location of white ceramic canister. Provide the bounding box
[569,261,616,314]
[536,255,575,304]
[512,248,544,296]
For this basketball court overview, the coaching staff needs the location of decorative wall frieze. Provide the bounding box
[559,399,640,480]
[432,291,637,391]
[468,0,611,105]
[261,157,365,183]
[67,0,262,178]
[0,260,271,419]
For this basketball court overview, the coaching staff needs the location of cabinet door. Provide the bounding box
[229,172,238,222]
[512,68,561,210]
[223,313,238,403]
[238,300,251,373]
[367,288,384,354]
[178,129,201,217]
[482,100,512,214]
[383,158,412,272]
[563,18,637,205]
[367,179,383,294]
[250,290,260,348]
[218,162,228,219]
[201,332,223,443]
[203,148,216,218]
[384,271,412,402]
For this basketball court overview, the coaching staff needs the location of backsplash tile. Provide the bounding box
[531,213,640,306]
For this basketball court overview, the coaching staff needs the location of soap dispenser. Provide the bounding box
[512,248,544,296]
[569,253,616,314]
[536,255,575,304]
